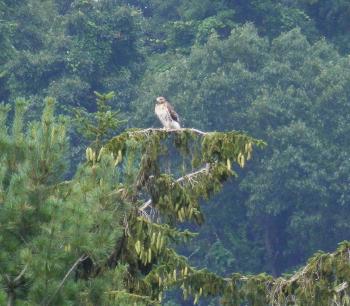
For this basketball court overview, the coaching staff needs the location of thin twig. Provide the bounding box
[43,255,87,306]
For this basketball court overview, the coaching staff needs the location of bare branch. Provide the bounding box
[128,128,208,136]
[176,167,208,184]
[334,282,348,293]
[139,199,152,211]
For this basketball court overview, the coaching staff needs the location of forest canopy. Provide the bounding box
[0,0,350,305]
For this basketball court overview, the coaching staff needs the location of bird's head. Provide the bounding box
[156,96,166,104]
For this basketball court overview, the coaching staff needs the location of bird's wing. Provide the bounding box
[165,101,180,122]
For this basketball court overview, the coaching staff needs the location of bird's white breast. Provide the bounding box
[155,104,175,129]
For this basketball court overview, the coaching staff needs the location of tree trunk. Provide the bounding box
[264,219,278,276]
[7,290,15,306]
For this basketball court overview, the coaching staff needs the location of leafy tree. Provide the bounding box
[0,1,14,66]
[225,0,317,38]
[1,0,143,115]
[298,0,350,52]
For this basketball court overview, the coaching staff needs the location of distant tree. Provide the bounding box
[1,0,143,115]
[299,0,350,52]
[0,97,130,305]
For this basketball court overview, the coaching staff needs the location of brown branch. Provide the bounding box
[43,255,87,306]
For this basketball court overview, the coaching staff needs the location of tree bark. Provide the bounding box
[7,290,15,306]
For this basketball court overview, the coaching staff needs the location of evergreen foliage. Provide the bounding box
[1,95,349,305]
[0,98,130,305]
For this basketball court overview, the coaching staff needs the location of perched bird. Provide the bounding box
[155,96,181,129]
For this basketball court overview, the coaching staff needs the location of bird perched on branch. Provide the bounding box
[155,96,181,129]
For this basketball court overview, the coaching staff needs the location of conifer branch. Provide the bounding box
[139,166,208,213]
[3,265,28,289]
[44,255,87,306]
[13,265,27,285]
[4,265,28,306]
[106,290,158,304]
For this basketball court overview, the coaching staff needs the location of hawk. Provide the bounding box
[155,96,181,129]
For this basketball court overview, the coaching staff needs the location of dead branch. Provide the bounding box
[128,128,208,136]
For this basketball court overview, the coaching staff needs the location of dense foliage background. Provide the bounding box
[1,0,350,304]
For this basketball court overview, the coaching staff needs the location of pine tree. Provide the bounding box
[0,96,131,305]
[0,97,70,305]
